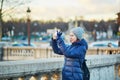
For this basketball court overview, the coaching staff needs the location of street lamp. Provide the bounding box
[93,23,97,41]
[117,12,120,47]
[26,7,31,46]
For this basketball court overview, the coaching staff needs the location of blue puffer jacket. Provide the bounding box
[51,37,88,80]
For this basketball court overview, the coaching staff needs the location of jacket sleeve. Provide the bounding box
[51,38,63,55]
[57,37,86,58]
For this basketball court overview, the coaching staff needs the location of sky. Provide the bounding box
[6,0,120,21]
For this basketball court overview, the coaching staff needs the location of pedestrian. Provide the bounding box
[107,42,113,54]
[51,27,88,80]
[107,42,112,47]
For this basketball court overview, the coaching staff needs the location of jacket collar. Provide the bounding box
[72,39,88,49]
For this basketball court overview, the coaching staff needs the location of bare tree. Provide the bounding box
[0,0,30,41]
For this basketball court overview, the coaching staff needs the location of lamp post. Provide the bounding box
[93,23,97,41]
[26,7,31,46]
[117,12,120,47]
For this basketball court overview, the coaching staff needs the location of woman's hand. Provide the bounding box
[52,31,62,40]
[52,32,57,40]
[57,31,62,38]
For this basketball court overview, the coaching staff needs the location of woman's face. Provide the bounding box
[69,32,78,43]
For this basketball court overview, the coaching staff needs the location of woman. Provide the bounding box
[51,27,88,80]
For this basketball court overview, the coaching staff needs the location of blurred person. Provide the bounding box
[51,27,88,80]
[107,42,112,54]
[107,42,112,47]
